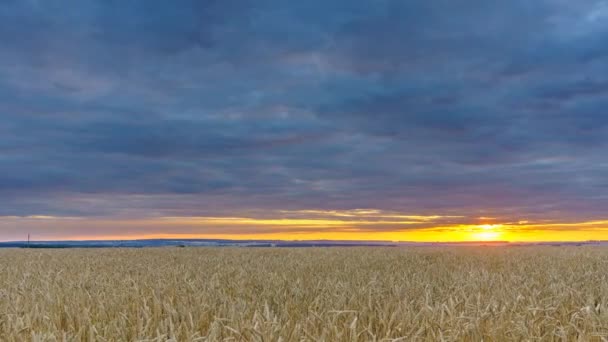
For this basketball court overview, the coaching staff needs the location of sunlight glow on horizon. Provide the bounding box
[1,210,607,242]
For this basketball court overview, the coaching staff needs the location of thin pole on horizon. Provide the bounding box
[27,233,30,248]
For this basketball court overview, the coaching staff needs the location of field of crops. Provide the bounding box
[1,247,608,341]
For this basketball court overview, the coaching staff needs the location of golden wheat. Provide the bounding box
[0,247,607,341]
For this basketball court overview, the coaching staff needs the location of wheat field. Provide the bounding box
[0,247,607,341]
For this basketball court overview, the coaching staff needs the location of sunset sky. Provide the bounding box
[2,1,608,242]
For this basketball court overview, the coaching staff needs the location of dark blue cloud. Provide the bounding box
[1,0,608,225]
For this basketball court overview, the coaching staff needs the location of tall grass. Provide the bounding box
[1,247,607,341]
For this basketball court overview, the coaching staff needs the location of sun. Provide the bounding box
[471,224,504,241]
[472,230,502,241]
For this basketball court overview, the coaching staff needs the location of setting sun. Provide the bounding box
[472,230,502,241]
[468,224,503,241]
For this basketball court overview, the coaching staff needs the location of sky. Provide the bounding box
[1,0,608,242]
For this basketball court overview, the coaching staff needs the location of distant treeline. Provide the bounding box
[1,239,605,249]
[0,239,398,249]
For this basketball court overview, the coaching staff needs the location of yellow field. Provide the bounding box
[1,247,608,341]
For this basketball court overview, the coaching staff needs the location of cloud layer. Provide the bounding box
[2,0,608,239]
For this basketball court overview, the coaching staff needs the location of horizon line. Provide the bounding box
[2,237,608,244]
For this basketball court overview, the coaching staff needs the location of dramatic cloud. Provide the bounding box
[1,0,608,240]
